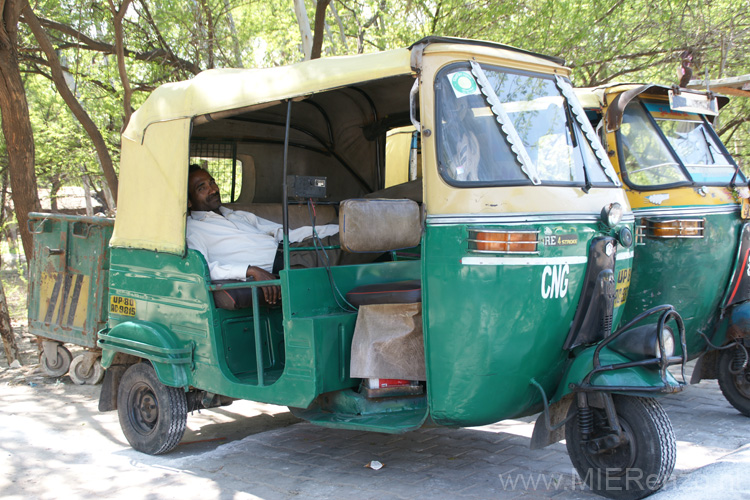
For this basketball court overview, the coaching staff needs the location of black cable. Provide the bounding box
[307,199,357,312]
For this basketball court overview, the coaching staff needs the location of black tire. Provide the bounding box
[39,344,72,378]
[565,395,676,500]
[717,345,750,417]
[116,362,187,455]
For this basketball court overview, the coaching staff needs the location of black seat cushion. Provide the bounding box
[346,279,422,307]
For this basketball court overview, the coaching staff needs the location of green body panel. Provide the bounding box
[553,345,681,400]
[27,213,114,348]
[291,390,428,433]
[102,246,421,409]
[622,210,741,357]
[421,219,633,428]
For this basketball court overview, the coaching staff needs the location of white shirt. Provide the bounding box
[186,206,339,280]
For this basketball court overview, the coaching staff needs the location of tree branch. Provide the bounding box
[22,5,119,200]
[108,0,133,129]
[26,13,200,75]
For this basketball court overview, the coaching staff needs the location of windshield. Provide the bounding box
[620,104,689,186]
[620,101,741,187]
[435,63,616,187]
[646,103,737,184]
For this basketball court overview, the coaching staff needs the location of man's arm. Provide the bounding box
[245,266,280,304]
[285,223,339,244]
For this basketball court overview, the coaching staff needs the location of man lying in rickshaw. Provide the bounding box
[186,164,339,305]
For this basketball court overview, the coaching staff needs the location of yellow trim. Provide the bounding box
[417,48,627,215]
[624,185,737,209]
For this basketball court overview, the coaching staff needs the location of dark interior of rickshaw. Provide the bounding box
[187,73,424,389]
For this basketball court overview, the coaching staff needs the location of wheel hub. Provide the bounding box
[582,414,637,472]
[129,385,159,433]
[47,353,64,370]
[734,369,750,398]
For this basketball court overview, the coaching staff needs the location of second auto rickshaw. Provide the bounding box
[577,83,750,416]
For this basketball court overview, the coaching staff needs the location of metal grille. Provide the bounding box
[189,142,241,203]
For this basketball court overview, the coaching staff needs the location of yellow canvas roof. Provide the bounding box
[123,48,414,144]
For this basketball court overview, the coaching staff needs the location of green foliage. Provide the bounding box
[8,0,750,190]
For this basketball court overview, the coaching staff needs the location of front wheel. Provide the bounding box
[717,345,750,417]
[565,395,676,500]
[117,362,187,455]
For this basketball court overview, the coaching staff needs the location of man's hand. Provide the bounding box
[246,266,280,305]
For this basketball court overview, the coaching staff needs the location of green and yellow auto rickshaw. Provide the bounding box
[577,84,750,416]
[89,38,687,498]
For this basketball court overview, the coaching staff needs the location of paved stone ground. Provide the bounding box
[2,361,750,500]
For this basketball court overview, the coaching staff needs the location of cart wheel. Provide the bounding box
[69,355,105,385]
[39,344,73,378]
[116,362,187,455]
[717,345,750,417]
[565,395,676,500]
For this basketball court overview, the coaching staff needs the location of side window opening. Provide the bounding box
[189,142,243,203]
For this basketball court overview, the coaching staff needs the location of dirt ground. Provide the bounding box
[0,262,302,453]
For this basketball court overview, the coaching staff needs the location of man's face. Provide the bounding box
[188,169,221,213]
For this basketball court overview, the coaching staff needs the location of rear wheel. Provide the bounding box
[117,362,187,455]
[39,344,72,378]
[717,345,750,417]
[565,395,676,500]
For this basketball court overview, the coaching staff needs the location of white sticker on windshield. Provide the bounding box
[448,71,480,97]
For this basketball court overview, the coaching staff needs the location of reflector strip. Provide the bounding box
[462,256,588,266]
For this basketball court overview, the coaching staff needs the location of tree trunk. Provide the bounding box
[0,168,20,365]
[22,6,119,204]
[0,0,42,263]
[80,168,93,216]
[310,0,330,60]
[50,173,61,212]
[293,0,313,60]
[0,259,20,365]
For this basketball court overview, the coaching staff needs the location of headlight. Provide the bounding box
[660,328,675,358]
[601,202,623,228]
[608,324,675,361]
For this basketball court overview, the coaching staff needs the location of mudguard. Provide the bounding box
[692,302,750,383]
[97,321,193,389]
[723,223,750,309]
[552,344,682,402]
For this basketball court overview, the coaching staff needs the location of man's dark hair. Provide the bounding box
[187,164,205,210]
